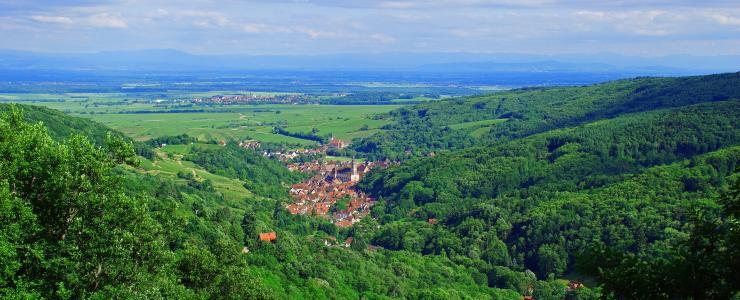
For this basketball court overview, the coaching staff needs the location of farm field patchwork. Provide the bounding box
[83,104,401,144]
[0,93,403,146]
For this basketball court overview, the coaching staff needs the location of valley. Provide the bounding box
[3,1,739,298]
[1,72,738,299]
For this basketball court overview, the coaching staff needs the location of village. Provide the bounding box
[285,158,394,227]
[237,135,395,227]
[191,93,314,105]
[262,134,349,161]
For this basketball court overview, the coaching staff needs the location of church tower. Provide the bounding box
[350,159,360,182]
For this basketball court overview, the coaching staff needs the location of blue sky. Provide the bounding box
[0,0,738,55]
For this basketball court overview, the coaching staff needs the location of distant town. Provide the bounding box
[285,159,395,227]
[191,93,328,105]
[234,135,396,227]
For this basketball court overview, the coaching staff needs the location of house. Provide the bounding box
[336,220,352,227]
[428,218,438,225]
[328,136,347,149]
[567,281,584,291]
[239,140,261,149]
[259,232,277,243]
[344,237,353,248]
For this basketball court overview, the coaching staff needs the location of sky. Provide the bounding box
[0,0,739,56]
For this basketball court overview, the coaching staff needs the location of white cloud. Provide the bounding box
[378,1,419,9]
[241,23,290,34]
[86,13,127,28]
[575,10,605,19]
[146,8,169,19]
[709,13,740,26]
[182,11,229,28]
[370,33,396,43]
[574,10,680,36]
[297,27,338,38]
[30,15,74,24]
[30,13,127,28]
[7,0,740,55]
[240,22,337,38]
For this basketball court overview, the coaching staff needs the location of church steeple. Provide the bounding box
[350,157,360,182]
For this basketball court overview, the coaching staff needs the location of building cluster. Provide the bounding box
[191,94,313,104]
[238,140,261,150]
[327,136,348,149]
[263,136,349,162]
[284,159,394,227]
[264,146,326,162]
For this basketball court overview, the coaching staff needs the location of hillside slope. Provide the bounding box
[353,72,740,159]
[0,103,155,158]
[358,99,740,298]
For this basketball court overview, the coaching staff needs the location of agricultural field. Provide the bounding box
[85,104,400,144]
[0,92,403,146]
[0,92,180,114]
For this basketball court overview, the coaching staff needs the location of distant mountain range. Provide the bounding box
[0,49,738,75]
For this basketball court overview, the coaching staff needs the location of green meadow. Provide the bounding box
[0,92,402,146]
[84,105,400,144]
[136,149,253,204]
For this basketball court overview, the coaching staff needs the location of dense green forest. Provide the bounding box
[352,72,740,160]
[1,72,739,299]
[354,74,740,298]
[359,101,739,296]
[0,104,155,159]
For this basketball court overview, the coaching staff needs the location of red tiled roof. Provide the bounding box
[259,232,277,242]
[336,220,352,227]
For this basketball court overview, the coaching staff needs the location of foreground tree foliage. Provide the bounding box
[0,107,187,298]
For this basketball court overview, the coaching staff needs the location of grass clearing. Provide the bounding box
[138,150,252,202]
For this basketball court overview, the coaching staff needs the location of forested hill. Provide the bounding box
[362,100,739,201]
[0,103,121,144]
[358,98,740,298]
[352,72,740,160]
[0,103,155,158]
